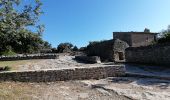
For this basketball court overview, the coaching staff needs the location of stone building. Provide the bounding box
[113,31,158,47]
[87,39,129,62]
[87,30,158,62]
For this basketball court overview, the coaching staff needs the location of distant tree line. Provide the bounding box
[53,42,78,53]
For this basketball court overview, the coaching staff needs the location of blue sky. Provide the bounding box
[39,0,170,47]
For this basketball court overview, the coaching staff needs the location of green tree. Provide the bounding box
[144,28,150,33]
[73,46,78,51]
[43,41,52,49]
[158,25,170,43]
[0,0,45,54]
[57,43,73,53]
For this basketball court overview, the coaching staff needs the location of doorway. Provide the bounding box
[118,52,124,60]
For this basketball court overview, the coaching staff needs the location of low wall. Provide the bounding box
[125,44,170,65]
[0,54,59,61]
[0,65,125,82]
[75,56,101,63]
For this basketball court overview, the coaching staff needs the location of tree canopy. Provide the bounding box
[57,43,73,53]
[0,0,50,55]
[158,25,170,43]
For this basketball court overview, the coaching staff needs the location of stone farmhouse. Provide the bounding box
[87,30,158,62]
[113,31,158,47]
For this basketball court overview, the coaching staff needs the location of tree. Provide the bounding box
[42,41,52,49]
[0,0,46,54]
[57,43,73,53]
[144,28,150,33]
[158,25,170,43]
[73,46,78,51]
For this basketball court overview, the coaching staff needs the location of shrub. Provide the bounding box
[1,46,16,56]
[0,66,11,71]
[73,46,78,51]
[4,66,11,71]
[57,43,73,53]
[158,25,170,43]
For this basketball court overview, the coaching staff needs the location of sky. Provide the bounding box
[38,0,170,48]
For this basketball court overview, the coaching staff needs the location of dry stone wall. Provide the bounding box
[125,44,170,66]
[87,39,129,62]
[0,65,125,82]
[87,40,114,61]
[75,56,101,63]
[0,54,59,61]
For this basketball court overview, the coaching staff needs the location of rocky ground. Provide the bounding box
[17,55,106,71]
[0,77,169,100]
[0,80,130,100]
[1,55,170,100]
[82,77,170,100]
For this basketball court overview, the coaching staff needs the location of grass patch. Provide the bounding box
[0,60,41,71]
[1,50,16,56]
[0,66,11,71]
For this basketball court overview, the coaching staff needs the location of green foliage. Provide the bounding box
[87,40,107,49]
[158,25,170,43]
[0,66,11,71]
[43,41,52,49]
[51,48,57,53]
[144,28,150,33]
[0,0,50,54]
[0,46,16,56]
[73,46,78,51]
[4,66,11,71]
[57,42,73,53]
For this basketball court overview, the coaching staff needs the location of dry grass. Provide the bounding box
[0,82,36,100]
[0,60,41,71]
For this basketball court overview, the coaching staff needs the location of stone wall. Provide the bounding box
[131,33,156,47]
[113,32,157,47]
[113,32,132,46]
[125,44,170,65]
[0,54,59,61]
[87,40,114,61]
[75,56,101,63]
[0,65,125,82]
[87,39,129,62]
[113,39,129,62]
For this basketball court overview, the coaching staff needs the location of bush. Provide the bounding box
[1,46,16,56]
[4,66,11,71]
[57,43,73,53]
[73,46,78,51]
[0,66,11,71]
[158,25,170,43]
